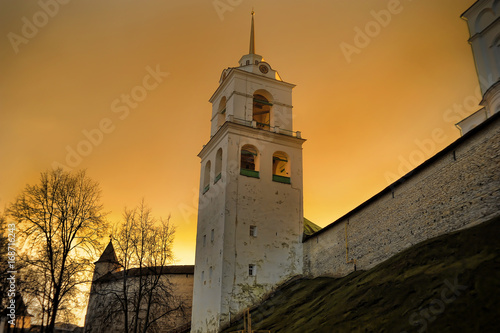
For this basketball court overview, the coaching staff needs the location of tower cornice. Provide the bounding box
[198,121,305,159]
[209,68,295,103]
[461,0,489,19]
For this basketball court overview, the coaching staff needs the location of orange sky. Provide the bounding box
[0,0,480,265]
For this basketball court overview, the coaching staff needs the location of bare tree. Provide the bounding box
[8,168,108,333]
[86,200,185,333]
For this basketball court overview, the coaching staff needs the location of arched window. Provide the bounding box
[240,145,259,178]
[475,8,496,33]
[272,151,291,184]
[217,97,226,128]
[215,148,222,183]
[253,92,272,130]
[203,161,211,194]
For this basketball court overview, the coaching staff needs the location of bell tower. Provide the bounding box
[191,12,305,333]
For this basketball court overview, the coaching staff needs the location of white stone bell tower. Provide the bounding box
[191,12,305,333]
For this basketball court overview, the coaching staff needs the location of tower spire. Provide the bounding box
[249,10,255,54]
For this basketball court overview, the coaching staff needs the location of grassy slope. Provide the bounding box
[222,216,500,332]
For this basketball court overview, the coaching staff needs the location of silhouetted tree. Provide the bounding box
[87,200,185,333]
[8,168,108,333]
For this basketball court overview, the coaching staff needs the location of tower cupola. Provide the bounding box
[227,11,282,82]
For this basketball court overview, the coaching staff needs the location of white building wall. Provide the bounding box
[191,134,229,332]
[462,0,500,110]
[218,128,304,328]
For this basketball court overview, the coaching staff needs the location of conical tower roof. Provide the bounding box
[95,240,120,264]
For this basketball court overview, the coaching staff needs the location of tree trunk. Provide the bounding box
[142,284,154,333]
[47,293,60,333]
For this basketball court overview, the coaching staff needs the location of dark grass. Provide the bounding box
[222,216,500,332]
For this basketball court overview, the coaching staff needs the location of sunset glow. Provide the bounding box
[0,0,480,266]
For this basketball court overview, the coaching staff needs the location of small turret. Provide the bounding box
[92,240,122,281]
[457,0,500,135]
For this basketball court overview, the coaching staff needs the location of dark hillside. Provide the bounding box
[222,216,500,332]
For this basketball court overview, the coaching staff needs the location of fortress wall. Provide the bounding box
[303,114,500,278]
[84,272,194,332]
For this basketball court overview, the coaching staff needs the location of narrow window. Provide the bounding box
[240,145,259,178]
[252,93,272,130]
[250,225,257,237]
[211,229,215,243]
[203,161,211,194]
[249,264,256,276]
[217,97,226,128]
[272,151,291,184]
[203,235,206,247]
[215,148,222,183]
[202,271,206,285]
